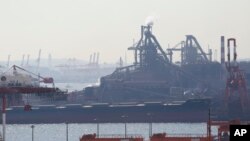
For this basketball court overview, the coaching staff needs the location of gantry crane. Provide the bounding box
[225,38,249,115]
[0,65,63,141]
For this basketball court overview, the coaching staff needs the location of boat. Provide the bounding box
[0,65,67,106]
[4,98,210,124]
[1,24,250,124]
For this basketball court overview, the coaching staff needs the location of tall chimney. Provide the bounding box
[221,36,225,64]
[7,55,11,67]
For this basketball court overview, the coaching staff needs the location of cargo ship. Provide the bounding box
[5,98,210,124]
[1,24,250,124]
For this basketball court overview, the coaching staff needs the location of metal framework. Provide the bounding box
[128,25,170,68]
[225,38,249,114]
[167,35,212,65]
[0,65,62,141]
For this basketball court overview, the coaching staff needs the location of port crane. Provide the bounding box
[0,65,62,141]
[225,38,249,115]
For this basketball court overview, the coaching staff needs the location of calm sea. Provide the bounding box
[1,83,218,141]
[2,123,218,141]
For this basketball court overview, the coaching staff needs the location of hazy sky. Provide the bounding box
[0,0,250,63]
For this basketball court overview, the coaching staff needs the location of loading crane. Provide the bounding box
[13,65,54,85]
[0,65,64,141]
[225,38,249,115]
[1,65,54,88]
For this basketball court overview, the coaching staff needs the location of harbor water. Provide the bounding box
[1,83,217,141]
[2,123,218,141]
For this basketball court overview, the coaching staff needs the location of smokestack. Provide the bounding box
[221,36,225,64]
[93,53,96,64]
[7,55,11,67]
[96,52,99,65]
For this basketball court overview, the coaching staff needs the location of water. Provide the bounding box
[2,123,218,141]
[2,83,218,141]
[55,82,96,92]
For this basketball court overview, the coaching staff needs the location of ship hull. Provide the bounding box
[2,99,210,124]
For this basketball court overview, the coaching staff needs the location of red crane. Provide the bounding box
[0,65,62,141]
[225,38,249,114]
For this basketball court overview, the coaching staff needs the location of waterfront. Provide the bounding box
[2,123,218,141]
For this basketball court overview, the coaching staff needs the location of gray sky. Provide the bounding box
[0,0,250,63]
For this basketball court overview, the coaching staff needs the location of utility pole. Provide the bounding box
[121,115,128,138]
[94,118,99,137]
[66,123,68,141]
[31,125,34,141]
[147,113,153,137]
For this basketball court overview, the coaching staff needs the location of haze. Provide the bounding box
[0,0,249,64]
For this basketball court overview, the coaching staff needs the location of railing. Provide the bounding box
[81,134,143,139]
[163,134,208,138]
[96,134,143,138]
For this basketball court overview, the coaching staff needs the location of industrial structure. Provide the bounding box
[79,118,248,141]
[0,65,66,141]
[224,38,249,117]
[84,25,221,102]
[83,25,250,121]
[1,24,250,124]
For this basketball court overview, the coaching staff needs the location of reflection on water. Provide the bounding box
[2,123,218,141]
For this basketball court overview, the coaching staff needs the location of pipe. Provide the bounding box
[221,36,225,64]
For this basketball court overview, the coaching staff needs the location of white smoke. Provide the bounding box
[145,12,160,26]
[145,16,154,26]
